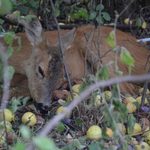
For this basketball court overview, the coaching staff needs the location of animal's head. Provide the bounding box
[20,17,75,110]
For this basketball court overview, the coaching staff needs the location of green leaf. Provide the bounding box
[71,8,88,20]
[89,11,97,20]
[127,114,136,134]
[113,100,128,121]
[102,12,111,21]
[88,142,102,150]
[96,4,104,11]
[96,15,104,25]
[0,0,12,15]
[33,137,58,150]
[55,122,66,133]
[7,65,15,80]
[0,18,4,25]
[78,8,88,20]
[1,65,15,81]
[106,30,116,48]
[21,15,37,23]
[29,0,38,8]
[72,139,86,149]
[120,47,135,72]
[19,6,29,15]
[74,118,84,127]
[7,47,14,58]
[4,32,15,46]
[12,141,26,150]
[54,9,60,17]
[135,18,142,27]
[21,96,31,105]
[9,96,30,112]
[20,125,31,139]
[96,65,109,80]
[0,62,3,80]
[10,97,22,112]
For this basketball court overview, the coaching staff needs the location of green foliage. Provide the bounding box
[106,30,116,49]
[74,118,84,127]
[33,137,59,150]
[7,65,15,80]
[0,32,15,88]
[88,141,103,150]
[62,138,86,150]
[53,0,62,17]
[0,64,15,82]
[12,141,26,150]
[120,47,135,73]
[0,63,3,81]
[7,47,14,58]
[55,122,66,133]
[70,139,85,150]
[0,0,12,15]
[12,0,39,15]
[135,18,142,27]
[4,32,15,46]
[0,19,4,32]
[2,32,15,58]
[96,65,110,80]
[127,114,136,134]
[113,100,128,122]
[70,8,89,21]
[9,96,30,113]
[89,4,111,25]
[20,125,31,139]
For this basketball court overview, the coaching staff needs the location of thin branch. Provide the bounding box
[0,43,11,109]
[49,0,73,94]
[118,0,135,19]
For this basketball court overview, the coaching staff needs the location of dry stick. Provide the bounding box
[141,60,150,107]
[0,44,11,109]
[141,74,149,106]
[0,44,11,150]
[112,0,135,101]
[2,111,9,150]
[49,0,73,95]
[39,74,150,137]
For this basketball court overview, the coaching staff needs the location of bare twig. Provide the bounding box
[141,70,150,106]
[3,111,9,150]
[111,0,135,101]
[49,0,73,95]
[117,0,135,19]
[0,43,11,150]
[0,44,11,109]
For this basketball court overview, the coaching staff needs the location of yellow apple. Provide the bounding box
[22,112,37,127]
[86,125,102,140]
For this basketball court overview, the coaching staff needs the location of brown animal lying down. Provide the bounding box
[3,18,150,109]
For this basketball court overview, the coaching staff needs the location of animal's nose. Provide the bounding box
[35,102,50,113]
[41,104,49,111]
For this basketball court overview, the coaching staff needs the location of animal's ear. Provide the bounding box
[19,16,43,46]
[57,28,76,51]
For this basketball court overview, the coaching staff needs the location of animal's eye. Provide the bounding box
[36,65,45,79]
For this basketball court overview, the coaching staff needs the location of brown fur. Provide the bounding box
[2,21,150,107]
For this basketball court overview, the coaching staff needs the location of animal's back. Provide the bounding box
[48,25,149,78]
[7,25,150,99]
[59,25,150,93]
